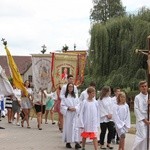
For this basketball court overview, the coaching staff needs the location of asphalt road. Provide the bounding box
[0,117,135,150]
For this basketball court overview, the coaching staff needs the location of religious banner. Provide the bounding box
[62,51,87,86]
[76,52,87,85]
[32,54,52,92]
[51,53,78,89]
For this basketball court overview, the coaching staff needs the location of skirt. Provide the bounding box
[46,98,54,110]
[5,96,13,109]
[34,104,46,114]
[53,100,61,113]
[81,132,97,139]
[21,97,32,109]
[12,101,20,113]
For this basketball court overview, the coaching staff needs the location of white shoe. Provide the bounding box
[111,139,115,144]
[16,122,20,126]
[12,121,15,125]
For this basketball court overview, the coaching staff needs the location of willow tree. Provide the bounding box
[89,23,109,85]
[88,8,150,90]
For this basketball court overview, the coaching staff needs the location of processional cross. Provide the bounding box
[136,35,150,150]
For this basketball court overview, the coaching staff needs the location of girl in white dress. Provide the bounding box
[21,80,33,128]
[78,87,100,150]
[60,83,81,149]
[112,92,130,150]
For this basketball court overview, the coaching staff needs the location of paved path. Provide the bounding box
[0,117,135,150]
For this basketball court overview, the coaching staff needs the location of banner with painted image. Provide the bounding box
[32,54,52,92]
[51,53,78,89]
[62,51,87,86]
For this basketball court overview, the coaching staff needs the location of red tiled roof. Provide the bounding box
[0,55,32,77]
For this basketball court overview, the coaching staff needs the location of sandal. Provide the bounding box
[27,126,31,129]
[107,145,113,149]
[100,145,106,149]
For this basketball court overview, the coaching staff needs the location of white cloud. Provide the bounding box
[0,0,149,55]
[0,0,93,55]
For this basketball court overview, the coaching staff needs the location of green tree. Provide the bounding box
[85,8,150,92]
[62,44,69,52]
[90,0,126,23]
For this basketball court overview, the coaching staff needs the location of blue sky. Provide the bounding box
[0,0,150,55]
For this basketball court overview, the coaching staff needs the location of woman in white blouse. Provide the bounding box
[33,89,46,130]
[98,86,114,149]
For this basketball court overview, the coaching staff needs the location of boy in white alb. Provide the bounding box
[132,81,150,150]
[78,87,100,150]
[79,81,96,102]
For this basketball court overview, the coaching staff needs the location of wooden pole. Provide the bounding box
[135,35,150,150]
[147,35,150,150]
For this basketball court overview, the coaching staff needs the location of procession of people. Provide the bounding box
[1,71,150,150]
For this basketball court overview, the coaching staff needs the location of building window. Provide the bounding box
[28,75,32,82]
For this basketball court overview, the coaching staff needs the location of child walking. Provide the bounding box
[60,83,81,149]
[78,87,100,150]
[112,92,131,150]
[45,91,56,124]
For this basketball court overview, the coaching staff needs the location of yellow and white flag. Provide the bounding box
[5,46,28,96]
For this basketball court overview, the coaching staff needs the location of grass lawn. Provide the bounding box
[131,111,136,124]
[128,111,136,134]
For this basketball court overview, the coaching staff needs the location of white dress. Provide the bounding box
[112,103,131,137]
[78,99,100,132]
[132,92,149,150]
[21,87,33,109]
[98,96,113,123]
[60,94,80,143]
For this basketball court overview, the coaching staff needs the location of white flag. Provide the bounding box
[0,65,14,96]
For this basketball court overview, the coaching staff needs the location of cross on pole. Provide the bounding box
[41,44,47,54]
[1,38,7,46]
[136,35,150,150]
